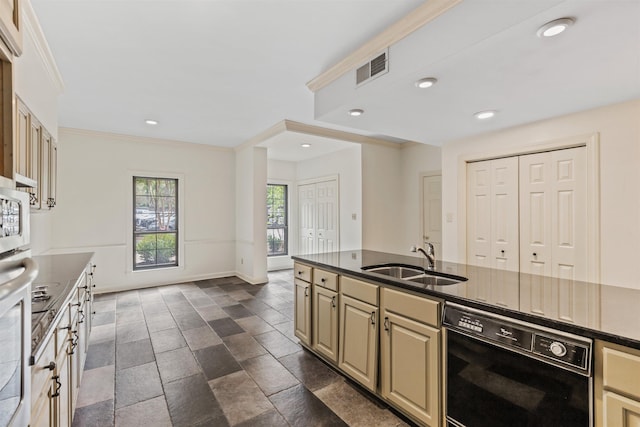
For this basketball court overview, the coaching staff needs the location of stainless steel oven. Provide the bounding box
[0,188,37,427]
[443,302,593,427]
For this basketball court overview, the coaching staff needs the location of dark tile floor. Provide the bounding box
[72,270,410,427]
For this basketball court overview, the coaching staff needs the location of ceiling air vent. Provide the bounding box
[355,49,389,86]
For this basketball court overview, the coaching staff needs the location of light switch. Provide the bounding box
[352,213,357,220]
[446,212,454,223]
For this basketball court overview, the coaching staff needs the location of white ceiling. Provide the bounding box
[29,0,424,157]
[29,0,640,162]
[315,0,640,145]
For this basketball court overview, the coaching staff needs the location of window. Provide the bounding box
[134,177,178,270]
[267,184,287,256]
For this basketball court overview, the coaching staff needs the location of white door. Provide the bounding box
[422,175,442,258]
[466,162,492,268]
[298,184,315,255]
[297,179,339,255]
[315,179,338,253]
[490,157,519,272]
[519,147,587,281]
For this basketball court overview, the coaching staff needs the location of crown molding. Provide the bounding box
[59,127,234,152]
[306,0,462,93]
[22,0,64,92]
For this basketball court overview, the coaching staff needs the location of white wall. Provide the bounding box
[442,99,640,289]
[296,145,363,252]
[361,143,404,253]
[235,146,268,284]
[51,129,237,293]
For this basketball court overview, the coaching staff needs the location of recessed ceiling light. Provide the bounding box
[415,77,437,89]
[474,110,496,120]
[301,143,311,148]
[348,109,364,117]
[145,119,158,125]
[537,17,574,38]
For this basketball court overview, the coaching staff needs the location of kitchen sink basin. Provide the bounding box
[362,263,467,286]
[362,265,425,279]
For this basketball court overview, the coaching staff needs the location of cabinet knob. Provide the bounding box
[320,278,326,283]
[501,250,505,254]
[370,312,376,326]
[383,317,390,331]
[533,252,537,257]
[331,296,336,308]
[51,376,62,397]
[44,361,56,371]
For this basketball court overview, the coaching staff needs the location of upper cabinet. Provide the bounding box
[15,96,57,210]
[0,0,22,56]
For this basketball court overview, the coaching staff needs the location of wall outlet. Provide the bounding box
[352,213,357,220]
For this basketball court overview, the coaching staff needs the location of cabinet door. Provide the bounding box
[603,391,640,427]
[15,98,29,177]
[54,348,71,427]
[38,129,51,209]
[312,285,339,363]
[30,385,54,427]
[49,139,57,208]
[338,294,378,392]
[293,278,311,346]
[381,311,440,427]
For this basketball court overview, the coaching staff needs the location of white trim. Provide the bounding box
[236,119,411,153]
[127,171,185,275]
[456,132,600,283]
[297,173,339,187]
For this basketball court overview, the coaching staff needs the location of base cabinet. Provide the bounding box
[595,340,640,427]
[338,294,378,391]
[31,260,95,427]
[294,278,312,346]
[381,288,441,427]
[312,285,339,363]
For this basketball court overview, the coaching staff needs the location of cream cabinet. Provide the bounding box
[293,262,312,346]
[312,268,339,363]
[0,0,22,56]
[14,96,58,209]
[338,276,378,392]
[31,262,95,427]
[380,288,441,427]
[595,340,640,427]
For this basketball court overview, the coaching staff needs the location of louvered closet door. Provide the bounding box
[519,147,587,281]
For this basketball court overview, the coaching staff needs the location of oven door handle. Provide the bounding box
[0,258,39,299]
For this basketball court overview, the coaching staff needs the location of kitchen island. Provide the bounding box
[292,250,640,427]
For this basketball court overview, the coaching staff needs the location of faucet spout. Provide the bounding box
[412,243,435,269]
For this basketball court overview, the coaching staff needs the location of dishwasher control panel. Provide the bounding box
[443,302,592,375]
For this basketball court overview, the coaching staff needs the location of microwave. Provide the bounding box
[0,188,30,257]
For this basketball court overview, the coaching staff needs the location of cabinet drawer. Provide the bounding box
[341,276,378,306]
[602,345,640,400]
[31,334,55,407]
[294,263,312,283]
[381,288,440,327]
[313,268,338,292]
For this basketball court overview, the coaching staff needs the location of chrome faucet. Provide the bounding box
[412,243,435,270]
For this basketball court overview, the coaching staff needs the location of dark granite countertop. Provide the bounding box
[292,250,640,350]
[30,252,94,363]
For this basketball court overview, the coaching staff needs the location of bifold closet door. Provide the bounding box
[519,147,587,281]
[298,179,339,255]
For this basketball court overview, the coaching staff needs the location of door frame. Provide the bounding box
[419,170,442,257]
[457,132,600,283]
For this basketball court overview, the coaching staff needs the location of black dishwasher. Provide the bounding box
[443,303,592,427]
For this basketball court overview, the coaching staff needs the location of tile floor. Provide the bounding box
[72,270,412,427]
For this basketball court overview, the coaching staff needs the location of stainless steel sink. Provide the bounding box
[362,263,467,286]
[362,265,425,279]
